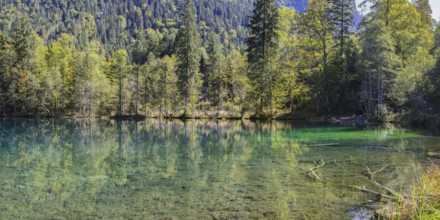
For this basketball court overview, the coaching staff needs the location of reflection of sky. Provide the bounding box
[355,0,440,21]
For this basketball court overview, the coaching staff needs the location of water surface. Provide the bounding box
[0,119,438,219]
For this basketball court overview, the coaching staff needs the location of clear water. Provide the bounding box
[0,119,438,219]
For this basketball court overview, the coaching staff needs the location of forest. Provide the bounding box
[0,0,439,125]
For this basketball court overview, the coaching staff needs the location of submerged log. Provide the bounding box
[349,185,397,200]
[352,165,406,201]
[308,159,326,181]
[307,159,340,181]
[308,143,340,147]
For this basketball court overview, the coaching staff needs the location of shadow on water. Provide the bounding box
[0,119,437,219]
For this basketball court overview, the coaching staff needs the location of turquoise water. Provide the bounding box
[0,119,438,219]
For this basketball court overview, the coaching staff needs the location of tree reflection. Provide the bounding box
[0,119,427,219]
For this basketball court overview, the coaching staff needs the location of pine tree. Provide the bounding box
[360,20,401,120]
[328,0,358,113]
[108,49,128,116]
[175,0,201,116]
[10,16,36,114]
[206,32,227,114]
[328,0,355,59]
[246,0,279,117]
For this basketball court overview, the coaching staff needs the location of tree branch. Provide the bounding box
[349,185,397,200]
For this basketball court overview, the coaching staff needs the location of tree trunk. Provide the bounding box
[119,72,123,116]
[377,58,383,115]
[135,70,139,116]
[164,70,168,117]
[340,0,345,59]
[89,93,93,116]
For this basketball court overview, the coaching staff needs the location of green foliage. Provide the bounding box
[246,0,280,117]
[0,0,438,119]
[359,19,401,120]
[0,0,253,54]
[108,49,129,115]
[175,0,202,115]
[206,32,227,112]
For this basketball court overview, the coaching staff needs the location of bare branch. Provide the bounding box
[349,185,397,200]
[308,159,326,181]
[362,165,406,201]
[366,164,390,180]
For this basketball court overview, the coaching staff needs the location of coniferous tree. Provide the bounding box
[246,0,279,117]
[206,32,227,114]
[199,55,209,101]
[328,0,355,60]
[10,16,36,114]
[328,0,358,113]
[175,0,201,115]
[359,20,401,120]
[108,49,129,116]
[0,31,13,115]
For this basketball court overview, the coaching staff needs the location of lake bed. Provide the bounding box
[0,119,438,219]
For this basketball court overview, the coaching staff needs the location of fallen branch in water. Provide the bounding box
[307,159,340,181]
[308,143,339,147]
[349,185,397,200]
[308,159,326,181]
[367,164,390,180]
[371,179,404,200]
[352,165,406,201]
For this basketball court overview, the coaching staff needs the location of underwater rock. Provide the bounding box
[348,208,374,220]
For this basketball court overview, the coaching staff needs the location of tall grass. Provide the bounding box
[410,163,440,219]
[376,163,440,220]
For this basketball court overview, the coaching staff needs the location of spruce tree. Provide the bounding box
[328,0,356,112]
[360,20,401,120]
[206,32,227,114]
[246,0,279,117]
[328,0,355,59]
[108,49,128,116]
[175,0,201,116]
[10,16,36,114]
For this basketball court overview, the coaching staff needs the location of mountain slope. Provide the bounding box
[0,0,359,52]
[0,0,254,51]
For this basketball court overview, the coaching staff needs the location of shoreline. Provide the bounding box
[0,112,367,122]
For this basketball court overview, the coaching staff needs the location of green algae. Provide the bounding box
[0,119,437,219]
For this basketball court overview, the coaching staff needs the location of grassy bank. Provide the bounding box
[376,163,440,220]
[406,163,440,219]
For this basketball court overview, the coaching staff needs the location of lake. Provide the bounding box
[0,119,438,219]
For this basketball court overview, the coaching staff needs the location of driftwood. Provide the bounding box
[306,159,406,204]
[308,159,326,181]
[366,164,390,180]
[308,143,339,147]
[352,164,406,201]
[307,159,340,181]
[349,185,397,200]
